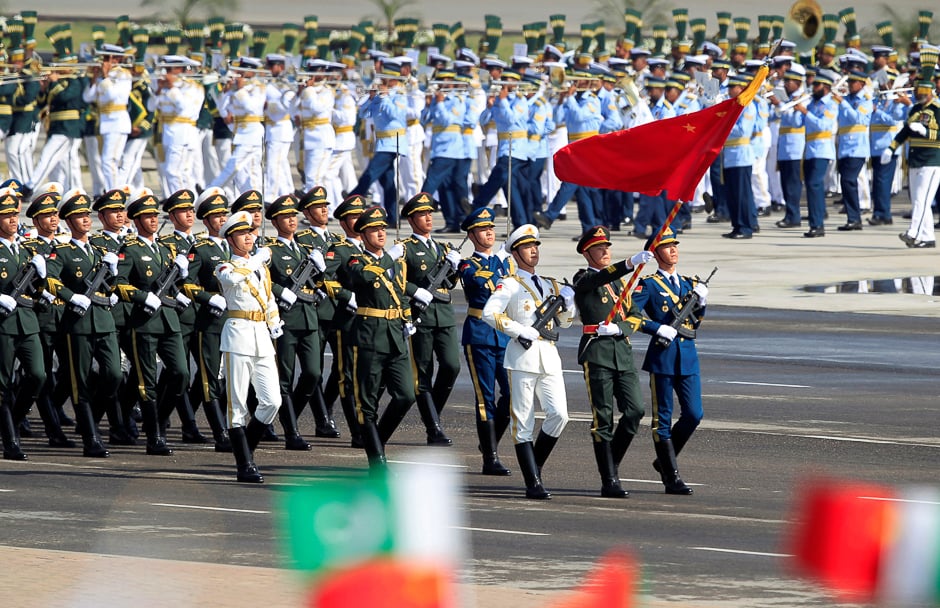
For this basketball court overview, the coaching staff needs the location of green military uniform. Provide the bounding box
[45,192,121,457]
[115,193,189,455]
[0,190,46,461]
[344,206,416,469]
[8,70,41,180]
[128,75,154,138]
[572,226,646,498]
[266,195,322,450]
[399,193,459,445]
[181,187,232,452]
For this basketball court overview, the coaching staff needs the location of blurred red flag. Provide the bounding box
[308,558,454,608]
[787,478,896,602]
[550,549,637,608]
[552,66,768,201]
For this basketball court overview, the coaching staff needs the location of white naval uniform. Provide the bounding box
[291,83,335,192]
[482,269,575,443]
[215,254,282,427]
[398,78,426,201]
[264,79,297,198]
[211,81,266,195]
[325,84,359,210]
[83,66,133,190]
[151,78,205,195]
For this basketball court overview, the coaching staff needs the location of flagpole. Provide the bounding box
[603,198,686,325]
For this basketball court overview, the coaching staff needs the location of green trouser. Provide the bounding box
[408,324,460,410]
[583,361,645,443]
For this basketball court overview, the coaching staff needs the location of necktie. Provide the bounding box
[671,275,680,294]
[531,275,543,297]
[221,241,229,257]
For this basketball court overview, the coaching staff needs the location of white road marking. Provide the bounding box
[691,547,792,558]
[387,460,469,469]
[859,496,940,506]
[718,381,811,388]
[562,369,583,374]
[791,434,932,446]
[455,526,550,537]
[0,489,13,492]
[151,503,270,515]
[620,478,704,487]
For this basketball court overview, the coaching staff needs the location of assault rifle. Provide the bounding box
[655,266,717,347]
[517,291,568,350]
[412,236,467,320]
[0,264,40,318]
[70,263,115,317]
[145,263,185,315]
[280,254,326,312]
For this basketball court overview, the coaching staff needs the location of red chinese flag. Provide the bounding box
[550,549,637,608]
[307,558,455,608]
[553,66,768,202]
[786,477,896,602]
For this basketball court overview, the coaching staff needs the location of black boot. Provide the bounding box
[359,420,387,471]
[533,430,559,472]
[416,393,452,446]
[245,417,269,452]
[74,400,110,458]
[477,419,510,476]
[37,392,75,448]
[377,400,412,445]
[593,440,627,498]
[279,395,311,450]
[610,419,635,468]
[179,393,208,444]
[0,404,27,461]
[339,395,362,448]
[229,427,263,483]
[203,399,232,453]
[514,442,551,500]
[107,397,136,446]
[653,438,693,495]
[309,389,340,438]
[652,429,691,475]
[143,401,173,456]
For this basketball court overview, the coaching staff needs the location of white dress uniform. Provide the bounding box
[151,77,205,195]
[482,267,575,443]
[291,82,335,192]
[264,78,296,198]
[325,83,359,210]
[82,66,133,190]
[210,80,266,195]
[398,77,427,201]
[215,251,282,427]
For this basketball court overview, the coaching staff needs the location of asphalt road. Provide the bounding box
[2,303,938,606]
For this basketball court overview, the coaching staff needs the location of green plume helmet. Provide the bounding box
[917,44,938,88]
[450,22,466,50]
[716,12,731,40]
[918,10,933,41]
[115,15,131,48]
[20,10,37,45]
[798,50,815,65]
[360,21,374,50]
[771,15,784,42]
[432,23,450,50]
[624,9,641,42]
[315,31,330,60]
[132,28,149,63]
[47,23,76,61]
[634,16,645,48]
[251,30,269,58]
[184,23,205,53]
[652,25,668,56]
[224,23,245,60]
[7,18,24,51]
[579,22,595,54]
[757,15,771,45]
[550,14,565,45]
[164,29,181,55]
[348,25,366,55]
[838,7,858,39]
[304,15,318,47]
[90,25,108,51]
[594,21,606,53]
[394,18,418,48]
[690,18,707,50]
[208,17,226,49]
[876,21,893,48]
[281,23,299,54]
[734,18,751,44]
[522,23,539,54]
[822,14,839,44]
[485,15,503,53]
[672,9,689,41]
[535,21,547,51]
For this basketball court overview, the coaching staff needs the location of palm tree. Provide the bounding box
[140,0,239,24]
[366,0,419,38]
[588,0,674,36]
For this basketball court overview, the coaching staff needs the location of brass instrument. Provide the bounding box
[782,0,823,54]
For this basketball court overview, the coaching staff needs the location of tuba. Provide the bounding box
[782,0,824,54]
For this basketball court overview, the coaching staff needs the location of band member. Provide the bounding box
[82,44,133,190]
[209,58,266,194]
[151,55,205,195]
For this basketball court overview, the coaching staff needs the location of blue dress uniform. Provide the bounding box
[419,75,466,230]
[350,74,410,225]
[775,75,808,227]
[835,72,873,228]
[721,75,757,238]
[869,95,909,224]
[458,207,513,476]
[803,72,839,237]
[628,228,704,495]
[526,93,555,222]
[597,84,627,230]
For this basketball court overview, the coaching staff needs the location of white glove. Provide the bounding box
[144,292,162,312]
[269,319,285,340]
[208,294,227,312]
[246,247,271,272]
[174,253,189,278]
[402,322,417,338]
[30,254,47,279]
[280,287,297,305]
[346,292,358,313]
[41,290,56,304]
[102,252,119,274]
[445,249,461,270]
[880,149,894,165]
[909,122,927,136]
[559,285,575,310]
[387,243,405,260]
[0,293,17,313]
[109,293,119,306]
[518,326,540,342]
[596,322,622,336]
[413,287,434,305]
[175,292,191,308]
[69,293,91,312]
[629,250,655,268]
[308,249,326,272]
[656,325,678,343]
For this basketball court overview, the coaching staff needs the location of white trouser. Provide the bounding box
[223,350,281,428]
[399,140,425,200]
[751,149,771,209]
[325,149,354,210]
[162,143,195,196]
[119,137,148,189]
[29,134,77,191]
[200,129,220,187]
[5,133,32,184]
[302,145,333,192]
[210,143,262,195]
[892,155,904,194]
[100,132,128,190]
[83,135,106,196]
[265,140,294,198]
[508,369,569,444]
[858,163,872,210]
[906,166,940,243]
[213,138,234,199]
[825,158,840,195]
[768,125,783,203]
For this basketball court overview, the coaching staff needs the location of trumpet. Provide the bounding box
[779,93,812,111]
[877,87,913,98]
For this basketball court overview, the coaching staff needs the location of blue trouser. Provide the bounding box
[838,156,866,224]
[526,157,546,218]
[464,344,509,423]
[351,151,400,225]
[709,156,729,218]
[546,181,603,232]
[602,189,626,227]
[422,156,460,227]
[804,158,830,229]
[649,372,703,446]
[473,155,530,228]
[634,193,664,234]
[779,159,804,224]
[623,191,636,220]
[724,165,755,235]
[871,154,896,221]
